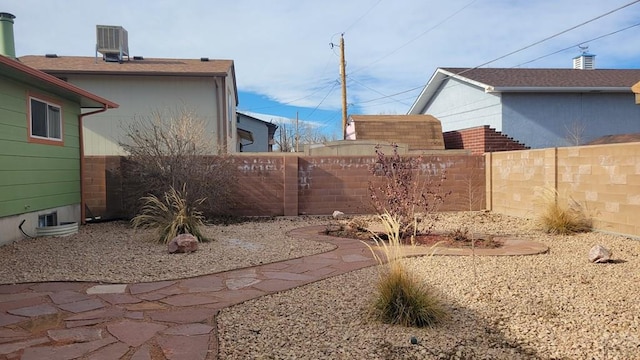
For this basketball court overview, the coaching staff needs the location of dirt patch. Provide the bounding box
[324,227,503,249]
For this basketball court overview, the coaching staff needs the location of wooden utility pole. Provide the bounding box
[295,111,299,152]
[339,34,348,140]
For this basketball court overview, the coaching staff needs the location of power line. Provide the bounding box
[472,0,640,69]
[343,0,384,33]
[513,21,640,68]
[350,76,412,107]
[305,81,340,118]
[352,0,640,107]
[239,78,337,112]
[350,0,478,76]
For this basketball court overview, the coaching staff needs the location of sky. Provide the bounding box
[4,0,640,138]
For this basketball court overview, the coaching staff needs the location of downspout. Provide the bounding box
[222,77,228,152]
[78,106,108,224]
[215,78,223,154]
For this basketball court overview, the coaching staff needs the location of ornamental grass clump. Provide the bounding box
[132,185,207,244]
[365,212,446,328]
[536,187,592,235]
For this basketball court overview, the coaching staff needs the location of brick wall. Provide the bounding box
[85,154,486,219]
[83,156,122,220]
[444,125,529,155]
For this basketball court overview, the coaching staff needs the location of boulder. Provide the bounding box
[332,210,345,219]
[588,244,611,263]
[168,233,199,254]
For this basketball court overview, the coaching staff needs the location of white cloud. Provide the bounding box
[8,0,640,117]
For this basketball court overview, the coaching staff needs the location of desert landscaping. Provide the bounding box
[0,211,638,359]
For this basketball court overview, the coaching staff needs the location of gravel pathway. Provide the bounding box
[0,211,638,359]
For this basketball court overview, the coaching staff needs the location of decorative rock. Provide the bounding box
[168,234,198,254]
[332,211,345,219]
[588,244,612,263]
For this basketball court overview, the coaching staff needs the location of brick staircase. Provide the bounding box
[443,125,529,155]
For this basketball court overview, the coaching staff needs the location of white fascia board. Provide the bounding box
[440,68,492,92]
[487,86,632,93]
[408,68,491,114]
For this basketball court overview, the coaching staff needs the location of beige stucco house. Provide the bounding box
[20,55,239,154]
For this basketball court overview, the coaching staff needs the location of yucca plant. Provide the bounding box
[536,187,592,235]
[132,185,207,244]
[364,211,446,328]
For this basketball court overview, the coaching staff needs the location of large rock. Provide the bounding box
[588,244,612,263]
[168,234,199,254]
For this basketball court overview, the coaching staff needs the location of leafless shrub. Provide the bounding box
[119,105,236,218]
[368,144,449,240]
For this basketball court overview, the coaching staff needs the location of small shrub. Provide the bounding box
[365,212,446,328]
[132,185,207,244]
[536,187,592,235]
[448,227,471,242]
[120,104,237,218]
[347,217,369,232]
[368,144,448,241]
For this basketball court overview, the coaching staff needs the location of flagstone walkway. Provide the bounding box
[0,226,547,360]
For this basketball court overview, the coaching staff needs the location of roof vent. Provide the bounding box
[96,25,129,63]
[573,48,595,70]
[0,12,16,58]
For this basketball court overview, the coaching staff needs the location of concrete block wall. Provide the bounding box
[230,155,287,217]
[85,154,486,219]
[444,125,529,155]
[488,142,640,238]
[83,156,108,217]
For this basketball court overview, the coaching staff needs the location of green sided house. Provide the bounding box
[0,29,118,245]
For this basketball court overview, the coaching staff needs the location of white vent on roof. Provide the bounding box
[573,53,595,70]
[96,25,129,62]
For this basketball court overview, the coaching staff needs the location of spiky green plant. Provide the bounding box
[132,185,207,244]
[364,211,446,328]
[536,187,592,235]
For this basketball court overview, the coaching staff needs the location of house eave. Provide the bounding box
[0,55,118,109]
[487,86,632,93]
[408,68,491,114]
[42,69,230,78]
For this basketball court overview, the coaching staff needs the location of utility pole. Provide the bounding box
[339,33,348,140]
[295,111,299,152]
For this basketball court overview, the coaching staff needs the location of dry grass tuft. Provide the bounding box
[536,187,592,235]
[365,212,446,327]
[131,185,207,244]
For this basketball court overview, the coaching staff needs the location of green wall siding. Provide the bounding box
[0,76,82,217]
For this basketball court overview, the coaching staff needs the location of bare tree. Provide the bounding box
[273,119,335,152]
[119,104,236,218]
[565,120,586,146]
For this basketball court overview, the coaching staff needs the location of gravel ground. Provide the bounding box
[0,216,335,284]
[217,212,640,359]
[0,212,638,358]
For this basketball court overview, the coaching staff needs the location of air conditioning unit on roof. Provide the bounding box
[96,25,129,62]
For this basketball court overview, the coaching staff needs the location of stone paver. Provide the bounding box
[57,299,105,313]
[86,284,127,294]
[107,320,167,347]
[156,334,211,360]
[8,304,58,317]
[0,224,547,359]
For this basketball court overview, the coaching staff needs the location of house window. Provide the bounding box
[38,212,57,227]
[29,96,63,143]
